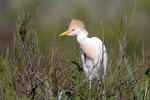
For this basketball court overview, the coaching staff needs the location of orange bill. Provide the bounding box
[59,30,73,37]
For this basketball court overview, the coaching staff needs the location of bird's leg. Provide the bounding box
[89,80,92,90]
[102,74,106,100]
[98,80,103,99]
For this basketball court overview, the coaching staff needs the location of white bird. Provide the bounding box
[59,19,107,89]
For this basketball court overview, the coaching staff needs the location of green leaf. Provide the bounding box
[71,61,83,100]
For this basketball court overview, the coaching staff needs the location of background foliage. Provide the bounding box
[0,0,150,99]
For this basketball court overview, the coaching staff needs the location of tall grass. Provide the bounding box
[0,4,150,100]
[57,61,83,100]
[119,41,139,100]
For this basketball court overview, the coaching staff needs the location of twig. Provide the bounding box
[100,22,105,75]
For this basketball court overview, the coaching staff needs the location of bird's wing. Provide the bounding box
[80,47,86,66]
[80,37,102,62]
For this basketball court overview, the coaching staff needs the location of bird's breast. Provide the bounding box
[80,42,98,62]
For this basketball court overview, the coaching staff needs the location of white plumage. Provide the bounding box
[59,19,107,84]
[80,37,107,80]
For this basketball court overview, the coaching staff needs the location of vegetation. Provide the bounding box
[0,0,150,100]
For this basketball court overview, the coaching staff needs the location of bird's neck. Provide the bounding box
[77,33,88,43]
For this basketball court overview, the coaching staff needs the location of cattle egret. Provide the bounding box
[59,19,107,89]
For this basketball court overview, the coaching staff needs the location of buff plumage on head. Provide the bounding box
[69,19,85,30]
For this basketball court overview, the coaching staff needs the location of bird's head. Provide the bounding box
[59,19,88,37]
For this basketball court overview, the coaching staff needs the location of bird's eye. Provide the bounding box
[72,29,75,31]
